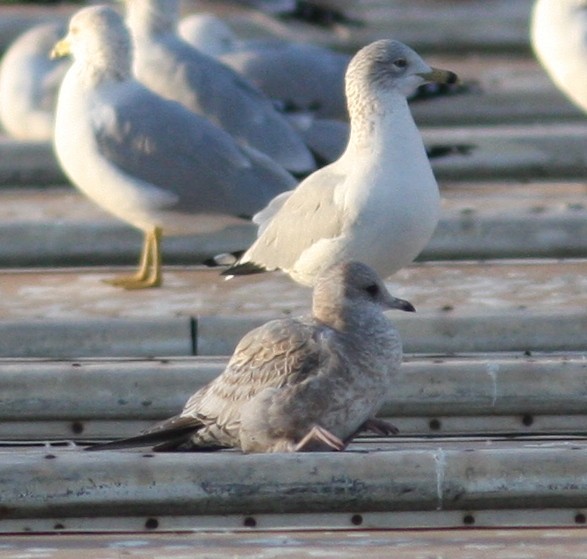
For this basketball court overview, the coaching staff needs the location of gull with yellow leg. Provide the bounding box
[51,5,295,289]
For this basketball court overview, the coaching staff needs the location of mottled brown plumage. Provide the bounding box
[89,261,414,453]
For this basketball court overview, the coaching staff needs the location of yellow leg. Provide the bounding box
[103,227,163,289]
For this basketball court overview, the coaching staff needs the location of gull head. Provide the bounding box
[345,39,458,104]
[124,0,181,36]
[312,261,415,329]
[51,5,132,83]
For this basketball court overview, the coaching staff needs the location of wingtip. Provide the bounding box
[221,261,267,277]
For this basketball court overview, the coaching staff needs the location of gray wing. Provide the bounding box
[221,42,349,119]
[179,317,325,441]
[238,163,345,271]
[94,82,295,217]
[142,36,315,174]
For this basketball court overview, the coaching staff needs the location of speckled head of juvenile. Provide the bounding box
[345,39,458,113]
[311,261,415,330]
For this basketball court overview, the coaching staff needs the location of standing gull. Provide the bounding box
[0,22,69,141]
[88,261,414,453]
[125,0,315,174]
[51,5,295,289]
[225,39,458,287]
[531,0,587,113]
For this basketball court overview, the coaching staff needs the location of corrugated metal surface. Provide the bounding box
[1,0,587,553]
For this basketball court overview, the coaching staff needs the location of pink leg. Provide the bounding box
[295,425,345,452]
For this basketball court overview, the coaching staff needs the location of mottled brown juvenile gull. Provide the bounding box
[531,0,587,113]
[51,5,295,289]
[88,261,414,453]
[0,22,69,141]
[125,0,315,174]
[225,39,458,287]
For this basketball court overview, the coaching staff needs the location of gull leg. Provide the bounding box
[342,417,400,448]
[295,425,345,452]
[360,417,399,436]
[104,227,163,289]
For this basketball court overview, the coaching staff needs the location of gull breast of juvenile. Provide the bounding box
[178,13,350,119]
[225,39,458,287]
[124,0,315,174]
[51,5,295,289]
[0,21,69,141]
[88,261,414,453]
[531,0,587,113]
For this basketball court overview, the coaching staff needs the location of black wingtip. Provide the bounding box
[221,261,267,277]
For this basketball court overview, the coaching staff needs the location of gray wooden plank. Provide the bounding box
[0,1,534,55]
[1,354,586,440]
[0,318,194,358]
[426,123,587,181]
[3,122,587,187]
[0,259,584,356]
[1,261,584,321]
[0,310,584,358]
[2,529,587,558]
[0,183,586,266]
[1,440,587,531]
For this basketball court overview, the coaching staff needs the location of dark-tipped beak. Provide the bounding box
[418,67,459,85]
[386,296,416,313]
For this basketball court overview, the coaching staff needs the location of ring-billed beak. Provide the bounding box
[417,67,459,85]
[50,37,71,60]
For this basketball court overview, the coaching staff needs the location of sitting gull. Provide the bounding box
[88,261,414,453]
[0,21,69,141]
[531,0,587,113]
[225,39,458,287]
[51,5,295,289]
[124,0,316,174]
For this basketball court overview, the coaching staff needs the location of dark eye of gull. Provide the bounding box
[394,58,407,69]
[365,283,380,297]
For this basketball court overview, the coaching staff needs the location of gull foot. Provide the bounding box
[103,274,161,289]
[360,417,399,436]
[295,425,345,452]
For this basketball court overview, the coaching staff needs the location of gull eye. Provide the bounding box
[365,283,380,297]
[394,58,407,69]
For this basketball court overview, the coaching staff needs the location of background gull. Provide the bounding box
[88,261,414,453]
[51,5,296,289]
[0,21,69,141]
[531,0,587,113]
[178,13,350,119]
[124,0,316,175]
[195,0,362,28]
[225,39,458,287]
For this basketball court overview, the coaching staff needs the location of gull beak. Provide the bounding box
[384,294,416,313]
[50,37,71,60]
[418,67,459,85]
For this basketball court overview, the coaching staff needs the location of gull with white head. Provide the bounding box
[124,0,315,175]
[0,22,69,141]
[51,5,295,289]
[531,0,587,113]
[225,39,458,287]
[88,261,414,453]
